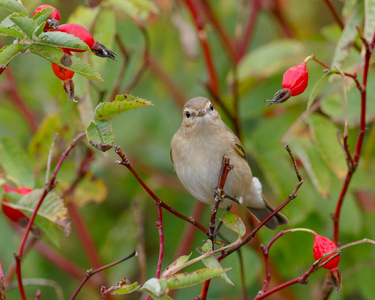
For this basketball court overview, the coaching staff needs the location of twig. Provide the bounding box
[115,145,208,235]
[15,131,86,300]
[3,68,38,133]
[198,0,237,63]
[182,0,220,96]
[109,34,131,101]
[70,251,137,300]
[333,28,374,244]
[323,0,344,29]
[45,133,58,186]
[209,156,233,239]
[123,25,150,94]
[237,0,261,60]
[200,145,303,299]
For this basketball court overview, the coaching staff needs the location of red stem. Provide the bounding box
[182,0,220,96]
[333,30,374,244]
[156,204,164,279]
[15,132,85,300]
[199,0,237,63]
[4,68,38,133]
[67,202,103,269]
[237,0,261,60]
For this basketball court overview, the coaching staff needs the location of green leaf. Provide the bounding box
[0,138,35,188]
[19,189,71,235]
[162,253,192,277]
[140,278,169,298]
[235,40,307,84]
[0,0,28,15]
[220,210,246,237]
[11,16,37,40]
[28,44,103,81]
[364,0,375,42]
[35,31,90,51]
[306,69,336,110]
[332,2,363,67]
[102,0,158,20]
[307,114,347,179]
[94,94,154,122]
[32,6,54,25]
[86,119,114,152]
[165,267,229,290]
[287,135,331,198]
[201,240,234,286]
[0,25,25,39]
[0,43,23,67]
[33,22,46,38]
[111,280,140,295]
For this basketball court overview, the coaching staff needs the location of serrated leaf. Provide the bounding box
[18,189,70,235]
[0,138,35,188]
[307,114,347,179]
[102,0,158,20]
[220,210,246,237]
[33,22,46,38]
[87,119,114,152]
[162,253,192,277]
[0,25,25,39]
[28,44,103,81]
[287,135,331,198]
[201,240,234,286]
[306,70,336,110]
[35,31,90,51]
[332,2,363,67]
[140,278,168,298]
[0,0,28,15]
[165,267,229,290]
[94,94,153,122]
[0,43,23,67]
[11,16,37,40]
[32,6,54,25]
[111,279,140,295]
[364,0,375,42]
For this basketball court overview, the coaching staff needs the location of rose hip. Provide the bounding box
[313,234,340,270]
[282,62,309,96]
[33,5,61,30]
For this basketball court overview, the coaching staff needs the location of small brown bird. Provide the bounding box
[170,97,288,230]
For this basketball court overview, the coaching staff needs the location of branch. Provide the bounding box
[182,0,220,96]
[15,131,86,300]
[70,251,137,300]
[115,145,208,235]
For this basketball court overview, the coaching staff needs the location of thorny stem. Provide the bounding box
[71,251,137,300]
[115,145,208,235]
[15,132,86,300]
[182,0,220,97]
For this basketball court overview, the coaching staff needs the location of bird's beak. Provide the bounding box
[197,110,206,117]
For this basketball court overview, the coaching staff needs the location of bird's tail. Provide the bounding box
[248,201,288,230]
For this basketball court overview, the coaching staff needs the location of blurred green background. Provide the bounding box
[1,0,375,299]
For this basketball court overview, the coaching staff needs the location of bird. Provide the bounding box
[170,97,288,230]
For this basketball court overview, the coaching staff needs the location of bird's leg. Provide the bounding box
[222,192,241,204]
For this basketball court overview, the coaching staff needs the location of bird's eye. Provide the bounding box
[209,104,214,111]
[185,111,191,118]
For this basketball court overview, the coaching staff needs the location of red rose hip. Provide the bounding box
[282,62,309,96]
[33,5,61,30]
[313,234,340,270]
[56,24,95,52]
